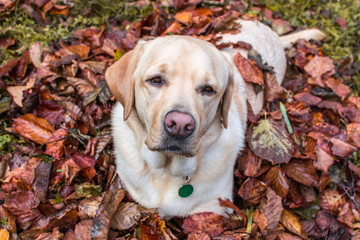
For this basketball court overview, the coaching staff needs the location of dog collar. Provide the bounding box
[178,176,193,198]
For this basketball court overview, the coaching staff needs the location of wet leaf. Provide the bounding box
[238,178,267,206]
[247,118,294,164]
[237,150,262,177]
[182,212,229,238]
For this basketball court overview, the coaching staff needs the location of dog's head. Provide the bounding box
[106,36,234,157]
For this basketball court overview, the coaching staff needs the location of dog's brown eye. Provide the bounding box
[201,85,216,96]
[146,76,163,86]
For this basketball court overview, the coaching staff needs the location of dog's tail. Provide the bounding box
[280,29,326,49]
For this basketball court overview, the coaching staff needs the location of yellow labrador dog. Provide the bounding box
[105,19,325,218]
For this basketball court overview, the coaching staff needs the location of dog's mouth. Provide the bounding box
[149,145,196,158]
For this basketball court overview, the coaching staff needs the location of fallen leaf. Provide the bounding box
[12,113,55,144]
[78,196,102,220]
[325,78,351,99]
[91,176,125,240]
[280,209,303,237]
[346,123,360,147]
[29,42,43,68]
[237,150,262,177]
[330,137,357,157]
[182,212,229,238]
[110,202,141,231]
[258,189,283,233]
[187,231,211,240]
[74,219,92,240]
[247,118,294,164]
[337,202,355,228]
[238,178,267,206]
[7,78,36,107]
[316,210,339,233]
[264,72,284,102]
[0,229,9,240]
[0,58,20,77]
[66,44,90,59]
[304,55,335,87]
[282,159,319,187]
[16,50,30,79]
[271,19,293,35]
[294,92,322,106]
[45,128,68,159]
[174,11,193,25]
[278,231,302,240]
[234,52,264,86]
[264,166,289,198]
[3,190,43,230]
[32,161,52,202]
[35,100,65,125]
[335,17,347,29]
[319,189,345,214]
[75,183,102,198]
[314,146,334,173]
[0,206,17,234]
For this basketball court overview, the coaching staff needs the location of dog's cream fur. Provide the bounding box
[105,19,325,218]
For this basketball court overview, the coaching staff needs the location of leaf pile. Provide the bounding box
[0,0,360,239]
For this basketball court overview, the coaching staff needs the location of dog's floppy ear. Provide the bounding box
[105,49,140,120]
[221,65,234,129]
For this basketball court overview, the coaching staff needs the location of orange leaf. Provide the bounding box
[234,52,264,86]
[0,229,9,240]
[264,166,289,198]
[45,128,68,159]
[162,21,183,36]
[174,11,193,25]
[346,123,360,148]
[12,114,55,144]
[280,209,303,237]
[66,44,90,59]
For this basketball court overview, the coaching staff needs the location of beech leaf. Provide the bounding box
[247,118,294,164]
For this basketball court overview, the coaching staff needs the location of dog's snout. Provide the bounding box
[164,111,195,139]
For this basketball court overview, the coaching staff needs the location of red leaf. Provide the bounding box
[45,128,68,159]
[7,78,36,107]
[234,52,264,86]
[16,50,30,79]
[330,137,357,157]
[256,189,283,233]
[294,92,322,106]
[237,150,262,177]
[314,146,334,173]
[0,58,20,77]
[182,212,229,238]
[346,123,360,148]
[3,191,43,230]
[72,153,96,168]
[325,78,351,100]
[12,114,55,145]
[335,17,347,29]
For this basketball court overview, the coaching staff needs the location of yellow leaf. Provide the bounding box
[0,229,10,240]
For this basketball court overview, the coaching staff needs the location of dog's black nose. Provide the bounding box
[164,111,195,139]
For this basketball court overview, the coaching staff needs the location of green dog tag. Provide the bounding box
[178,183,193,198]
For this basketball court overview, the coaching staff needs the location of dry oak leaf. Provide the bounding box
[234,52,264,86]
[7,78,36,107]
[12,113,55,145]
[319,189,345,214]
[304,55,335,87]
[280,209,303,237]
[247,118,294,164]
[182,212,229,238]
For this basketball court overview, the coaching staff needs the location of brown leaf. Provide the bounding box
[12,114,55,144]
[304,55,335,87]
[7,78,36,107]
[264,166,289,198]
[280,209,303,237]
[278,231,302,240]
[335,17,347,29]
[52,158,81,185]
[282,159,319,187]
[187,231,211,240]
[237,150,262,177]
[337,202,355,228]
[238,178,267,206]
[72,153,96,168]
[182,212,229,238]
[3,190,43,230]
[91,176,125,240]
[218,198,247,223]
[78,196,102,220]
[319,189,345,214]
[316,210,339,233]
[0,58,20,77]
[30,42,43,68]
[0,206,17,234]
[66,44,90,59]
[271,19,293,35]
[74,219,92,240]
[348,161,360,177]
[32,161,52,202]
[314,145,334,173]
[330,137,357,157]
[258,189,283,233]
[346,123,360,147]
[264,72,284,102]
[247,119,294,164]
[110,202,141,231]
[16,50,30,79]
[174,11,193,25]
[45,128,68,159]
[35,100,65,125]
[325,77,351,99]
[293,92,322,106]
[234,52,264,86]
[82,68,99,86]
